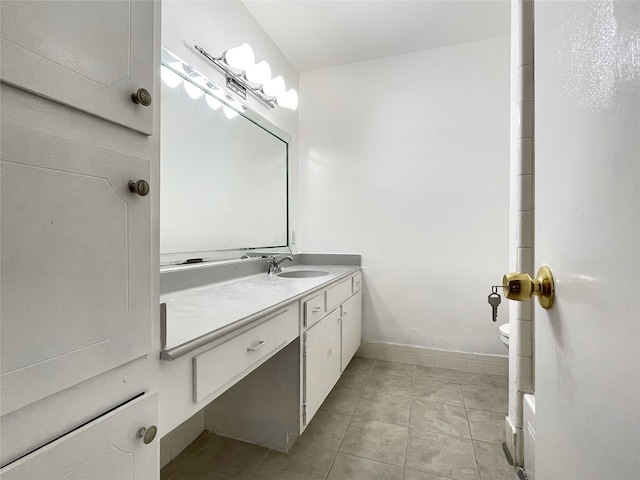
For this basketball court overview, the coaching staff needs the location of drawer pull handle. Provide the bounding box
[247,340,267,352]
[312,306,322,312]
[355,280,361,285]
[343,311,349,317]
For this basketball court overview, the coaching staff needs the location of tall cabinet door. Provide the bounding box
[304,309,342,424]
[0,0,154,135]
[0,393,158,480]
[0,123,151,416]
[341,292,362,371]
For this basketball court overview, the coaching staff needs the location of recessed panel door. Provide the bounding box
[0,122,151,415]
[0,0,154,135]
[0,393,158,480]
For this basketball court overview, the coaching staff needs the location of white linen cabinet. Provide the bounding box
[0,1,160,477]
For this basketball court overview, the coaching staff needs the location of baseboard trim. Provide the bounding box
[357,340,508,376]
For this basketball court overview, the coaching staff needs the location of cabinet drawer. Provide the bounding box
[304,292,326,328]
[326,278,352,312]
[352,273,362,293]
[193,308,298,403]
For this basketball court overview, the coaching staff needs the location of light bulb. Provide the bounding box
[183,81,204,99]
[223,105,239,119]
[161,65,182,88]
[168,61,188,76]
[277,89,299,110]
[245,60,271,86]
[263,75,285,97]
[205,95,222,110]
[223,43,255,71]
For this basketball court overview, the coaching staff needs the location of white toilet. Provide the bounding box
[499,323,510,349]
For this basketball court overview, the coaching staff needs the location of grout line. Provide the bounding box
[246,449,271,479]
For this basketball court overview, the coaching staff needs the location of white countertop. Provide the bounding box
[160,265,360,359]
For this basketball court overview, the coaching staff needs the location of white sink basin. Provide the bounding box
[277,270,330,278]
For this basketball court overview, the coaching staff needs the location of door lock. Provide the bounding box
[502,266,555,309]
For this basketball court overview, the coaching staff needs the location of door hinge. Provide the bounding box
[303,403,307,424]
[303,342,307,356]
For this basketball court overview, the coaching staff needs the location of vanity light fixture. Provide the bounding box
[161,47,248,120]
[194,44,298,111]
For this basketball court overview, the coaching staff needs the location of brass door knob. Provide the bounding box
[502,266,555,309]
[137,425,157,445]
[128,179,150,196]
[131,88,152,106]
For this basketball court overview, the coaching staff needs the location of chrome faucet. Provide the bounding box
[266,255,293,275]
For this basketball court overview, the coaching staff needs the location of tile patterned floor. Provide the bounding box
[161,358,519,480]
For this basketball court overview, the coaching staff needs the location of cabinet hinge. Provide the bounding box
[303,343,307,356]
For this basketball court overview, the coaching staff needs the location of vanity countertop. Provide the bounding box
[160,265,360,359]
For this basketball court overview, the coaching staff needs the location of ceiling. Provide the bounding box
[242,1,511,72]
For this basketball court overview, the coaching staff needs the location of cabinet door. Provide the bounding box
[0,0,154,135]
[304,309,341,424]
[341,292,362,371]
[0,122,151,416]
[0,393,158,480]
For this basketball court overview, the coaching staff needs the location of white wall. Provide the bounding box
[299,36,511,354]
[161,0,300,252]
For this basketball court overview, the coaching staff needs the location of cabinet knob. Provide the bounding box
[128,180,150,197]
[131,88,152,106]
[137,425,157,444]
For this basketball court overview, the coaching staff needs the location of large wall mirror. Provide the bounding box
[160,49,290,265]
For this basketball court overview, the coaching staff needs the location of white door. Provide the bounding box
[0,0,154,135]
[0,393,158,480]
[535,1,639,478]
[0,123,151,416]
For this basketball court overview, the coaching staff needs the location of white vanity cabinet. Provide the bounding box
[301,272,362,427]
[0,0,159,474]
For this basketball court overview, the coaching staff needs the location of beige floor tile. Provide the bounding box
[169,465,236,480]
[191,436,268,479]
[467,409,506,444]
[406,429,480,480]
[372,360,415,378]
[413,379,464,406]
[457,372,508,388]
[410,399,471,439]
[353,392,412,427]
[344,356,375,375]
[414,366,460,384]
[296,410,351,451]
[248,444,336,480]
[327,453,404,480]
[364,371,413,398]
[161,461,185,480]
[461,384,508,414]
[320,385,362,415]
[340,419,408,466]
[336,370,369,393]
[404,469,456,480]
[174,432,217,465]
[474,441,519,480]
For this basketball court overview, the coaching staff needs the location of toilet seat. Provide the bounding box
[499,323,510,347]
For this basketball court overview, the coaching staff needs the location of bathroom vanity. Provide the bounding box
[159,261,362,452]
